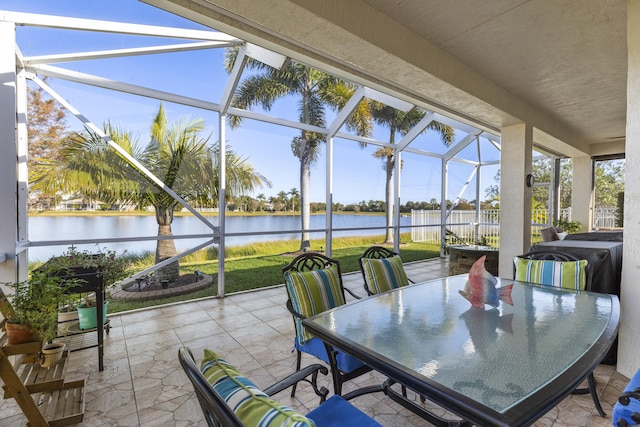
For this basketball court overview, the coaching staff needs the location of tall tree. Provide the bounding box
[27,80,69,164]
[486,157,624,211]
[370,104,454,243]
[256,193,266,211]
[225,50,371,251]
[30,104,270,282]
[594,159,625,207]
[288,187,300,211]
[27,80,70,209]
[486,160,573,209]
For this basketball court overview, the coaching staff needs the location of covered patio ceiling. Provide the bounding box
[146,0,627,159]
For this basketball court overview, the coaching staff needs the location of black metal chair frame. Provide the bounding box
[514,249,604,417]
[358,246,424,401]
[283,252,372,396]
[358,246,415,296]
[178,346,329,427]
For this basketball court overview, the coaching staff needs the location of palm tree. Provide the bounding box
[370,103,455,243]
[225,49,371,251]
[289,188,300,211]
[30,104,270,282]
[276,191,289,212]
[256,193,266,211]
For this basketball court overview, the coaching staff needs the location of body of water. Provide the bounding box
[27,214,412,262]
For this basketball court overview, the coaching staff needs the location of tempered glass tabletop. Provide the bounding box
[304,275,618,423]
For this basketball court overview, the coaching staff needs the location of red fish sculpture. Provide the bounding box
[458,255,513,308]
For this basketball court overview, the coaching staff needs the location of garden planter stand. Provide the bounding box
[41,265,107,372]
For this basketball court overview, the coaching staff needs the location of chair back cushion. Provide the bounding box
[513,257,588,290]
[361,255,409,294]
[200,349,316,427]
[284,265,345,343]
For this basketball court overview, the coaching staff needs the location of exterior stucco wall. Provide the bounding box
[617,0,640,380]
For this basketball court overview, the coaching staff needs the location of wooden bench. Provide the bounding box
[1,289,85,426]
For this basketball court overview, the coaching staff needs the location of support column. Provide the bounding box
[325,136,334,255]
[617,0,640,379]
[0,22,18,285]
[571,156,593,231]
[498,123,532,278]
[217,113,226,297]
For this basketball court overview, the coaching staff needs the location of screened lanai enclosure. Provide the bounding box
[1,9,565,294]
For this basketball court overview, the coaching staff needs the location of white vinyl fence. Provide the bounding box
[593,207,619,229]
[410,207,617,246]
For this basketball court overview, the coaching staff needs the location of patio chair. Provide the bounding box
[540,227,561,242]
[513,249,605,417]
[283,252,371,396]
[613,368,640,427]
[358,246,414,296]
[178,347,382,427]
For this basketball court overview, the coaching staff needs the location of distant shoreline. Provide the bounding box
[28,210,386,217]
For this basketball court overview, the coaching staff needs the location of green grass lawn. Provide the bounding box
[106,235,441,313]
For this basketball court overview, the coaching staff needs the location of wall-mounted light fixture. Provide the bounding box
[526,174,535,187]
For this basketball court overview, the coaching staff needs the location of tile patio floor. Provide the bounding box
[0,257,629,426]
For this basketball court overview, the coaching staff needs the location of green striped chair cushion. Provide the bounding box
[513,257,588,290]
[284,265,345,344]
[200,349,315,427]
[361,255,409,294]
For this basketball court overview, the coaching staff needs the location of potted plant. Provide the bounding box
[4,270,69,346]
[39,342,67,368]
[42,246,130,291]
[57,295,79,335]
[76,295,108,330]
[553,218,582,234]
[41,246,129,330]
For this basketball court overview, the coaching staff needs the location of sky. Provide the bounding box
[4,0,503,205]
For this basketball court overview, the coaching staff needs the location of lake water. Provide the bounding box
[27,214,412,262]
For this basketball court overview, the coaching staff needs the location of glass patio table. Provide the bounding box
[303,275,620,427]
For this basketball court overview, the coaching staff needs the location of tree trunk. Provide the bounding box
[299,140,311,252]
[155,205,180,283]
[384,154,395,244]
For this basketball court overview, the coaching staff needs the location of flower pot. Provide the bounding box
[5,322,39,345]
[39,342,66,368]
[77,301,108,330]
[58,310,79,335]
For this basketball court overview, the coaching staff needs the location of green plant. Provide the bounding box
[616,191,624,227]
[5,270,70,343]
[58,296,79,312]
[80,295,98,308]
[45,245,130,290]
[553,218,582,234]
